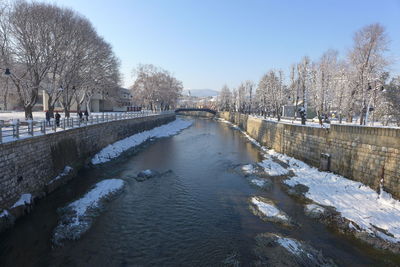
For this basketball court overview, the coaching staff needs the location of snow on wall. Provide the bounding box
[219,112,400,200]
[0,113,175,210]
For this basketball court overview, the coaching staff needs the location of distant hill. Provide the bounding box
[182,89,219,97]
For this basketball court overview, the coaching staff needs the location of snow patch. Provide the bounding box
[305,204,326,215]
[48,166,73,185]
[11,194,32,208]
[281,151,400,243]
[220,116,400,244]
[251,197,288,221]
[242,164,255,174]
[91,118,192,164]
[217,118,268,152]
[276,236,304,255]
[142,169,152,175]
[0,210,9,218]
[251,179,266,187]
[258,158,289,176]
[53,179,125,245]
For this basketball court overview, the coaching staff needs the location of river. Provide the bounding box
[0,117,399,266]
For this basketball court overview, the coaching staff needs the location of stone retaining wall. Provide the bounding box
[0,113,175,209]
[219,112,400,199]
[175,110,215,118]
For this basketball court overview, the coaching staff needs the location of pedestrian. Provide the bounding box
[45,110,51,126]
[84,110,89,121]
[78,111,83,122]
[55,111,61,127]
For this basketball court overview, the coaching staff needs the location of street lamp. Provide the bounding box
[365,81,385,125]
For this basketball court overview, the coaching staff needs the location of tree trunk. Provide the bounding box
[360,99,369,125]
[48,105,55,118]
[64,106,70,118]
[317,110,323,125]
[277,107,281,121]
[24,105,33,120]
[3,93,7,111]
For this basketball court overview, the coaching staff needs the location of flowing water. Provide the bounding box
[0,117,399,266]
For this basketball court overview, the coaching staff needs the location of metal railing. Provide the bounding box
[0,110,173,144]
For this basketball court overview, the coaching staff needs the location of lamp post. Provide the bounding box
[365,81,385,126]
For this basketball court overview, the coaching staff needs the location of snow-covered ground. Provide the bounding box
[249,114,400,129]
[253,232,336,266]
[0,111,152,122]
[47,166,73,185]
[250,178,267,187]
[53,179,125,245]
[0,210,10,218]
[250,114,331,128]
[275,235,305,255]
[251,196,290,222]
[279,150,400,243]
[258,158,289,176]
[91,118,193,164]
[0,111,166,144]
[11,194,32,208]
[219,117,400,245]
[242,164,256,174]
[304,203,326,216]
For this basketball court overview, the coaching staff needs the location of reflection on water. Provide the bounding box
[0,117,399,266]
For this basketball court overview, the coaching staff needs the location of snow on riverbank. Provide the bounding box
[91,118,192,164]
[275,235,304,255]
[251,196,290,223]
[242,164,256,174]
[53,179,124,245]
[254,233,336,266]
[258,158,289,176]
[11,194,32,208]
[274,150,400,243]
[218,118,400,244]
[47,166,73,185]
[0,210,10,218]
[251,179,266,187]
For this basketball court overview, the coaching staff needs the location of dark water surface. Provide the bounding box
[1,117,399,266]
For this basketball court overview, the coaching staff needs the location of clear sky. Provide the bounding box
[44,0,400,90]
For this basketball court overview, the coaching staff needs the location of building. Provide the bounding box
[42,87,134,112]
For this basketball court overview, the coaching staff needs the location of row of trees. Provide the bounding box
[218,23,399,126]
[130,64,183,111]
[0,1,120,119]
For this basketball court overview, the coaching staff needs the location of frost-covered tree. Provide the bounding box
[218,84,231,111]
[348,23,390,125]
[256,69,286,120]
[310,50,339,125]
[131,64,182,111]
[297,57,311,124]
[0,1,120,118]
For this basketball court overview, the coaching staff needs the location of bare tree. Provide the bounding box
[0,1,120,118]
[348,23,390,125]
[256,69,286,120]
[131,64,182,111]
[5,1,66,119]
[310,49,338,125]
[243,80,254,114]
[297,57,310,124]
[218,85,231,111]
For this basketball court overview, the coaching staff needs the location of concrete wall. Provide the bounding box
[0,114,175,209]
[219,112,400,199]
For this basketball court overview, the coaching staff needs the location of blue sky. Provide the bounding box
[46,0,400,90]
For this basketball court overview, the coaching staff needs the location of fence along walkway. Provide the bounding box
[0,111,171,144]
